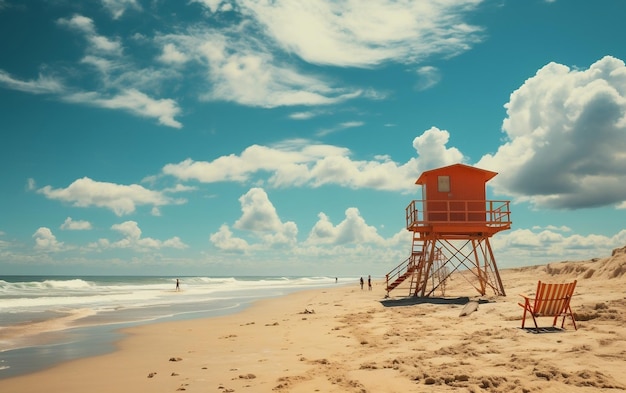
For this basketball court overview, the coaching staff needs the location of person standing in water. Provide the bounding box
[175,278,180,291]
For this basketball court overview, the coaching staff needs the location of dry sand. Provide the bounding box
[2,246,626,393]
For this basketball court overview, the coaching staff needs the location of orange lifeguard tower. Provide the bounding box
[386,164,511,297]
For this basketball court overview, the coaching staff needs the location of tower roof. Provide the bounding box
[415,163,498,185]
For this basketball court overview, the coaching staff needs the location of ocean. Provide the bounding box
[0,275,352,379]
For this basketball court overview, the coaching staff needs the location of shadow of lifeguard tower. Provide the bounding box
[386,164,512,297]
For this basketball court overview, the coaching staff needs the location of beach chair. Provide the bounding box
[518,280,577,331]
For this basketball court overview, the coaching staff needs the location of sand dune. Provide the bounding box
[1,247,626,392]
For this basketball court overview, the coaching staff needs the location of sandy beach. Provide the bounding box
[1,247,626,393]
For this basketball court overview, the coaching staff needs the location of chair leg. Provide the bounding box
[531,314,539,332]
[568,306,577,330]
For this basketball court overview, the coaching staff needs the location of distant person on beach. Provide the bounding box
[368,275,372,291]
[175,279,180,291]
[360,277,364,290]
[335,277,338,284]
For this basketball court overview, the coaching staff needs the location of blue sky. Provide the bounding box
[1,0,625,277]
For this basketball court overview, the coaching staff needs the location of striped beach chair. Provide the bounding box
[519,280,578,331]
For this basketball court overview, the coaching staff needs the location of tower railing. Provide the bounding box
[405,200,511,231]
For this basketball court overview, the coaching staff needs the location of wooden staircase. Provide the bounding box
[386,231,452,297]
[385,257,417,292]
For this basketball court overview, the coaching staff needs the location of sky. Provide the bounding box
[1,0,625,277]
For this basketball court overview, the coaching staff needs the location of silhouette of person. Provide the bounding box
[368,275,372,291]
[360,277,364,290]
[175,279,180,291]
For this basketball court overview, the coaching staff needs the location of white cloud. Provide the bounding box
[101,0,142,19]
[0,70,64,94]
[57,14,95,34]
[179,0,483,108]
[492,228,626,268]
[158,43,189,65]
[60,217,93,231]
[415,66,442,91]
[209,188,299,252]
[37,177,184,216]
[532,225,572,232]
[210,224,250,253]
[0,70,182,128]
[289,111,317,120]
[316,121,364,137]
[33,227,64,251]
[211,188,400,255]
[109,221,188,250]
[55,14,183,128]
[57,14,123,56]
[411,127,465,171]
[234,0,483,68]
[191,0,226,13]
[163,127,462,192]
[2,1,487,128]
[233,188,298,246]
[306,208,385,246]
[192,32,361,107]
[0,14,183,129]
[64,89,182,128]
[478,56,626,209]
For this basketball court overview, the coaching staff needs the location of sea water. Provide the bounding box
[0,275,353,379]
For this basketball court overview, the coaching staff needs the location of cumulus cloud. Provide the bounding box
[412,127,465,171]
[210,224,250,253]
[306,208,385,246]
[210,187,400,254]
[109,221,188,250]
[493,227,626,267]
[158,43,189,65]
[37,177,184,216]
[60,217,93,230]
[33,227,64,251]
[478,56,626,209]
[163,127,462,192]
[234,188,298,246]
[209,188,298,251]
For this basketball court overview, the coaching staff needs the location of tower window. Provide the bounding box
[438,176,450,192]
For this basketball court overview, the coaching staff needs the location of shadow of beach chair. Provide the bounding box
[519,280,578,332]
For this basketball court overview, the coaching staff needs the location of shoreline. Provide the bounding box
[1,258,626,392]
[0,279,350,379]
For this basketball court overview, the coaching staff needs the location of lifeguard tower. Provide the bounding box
[385,164,511,297]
